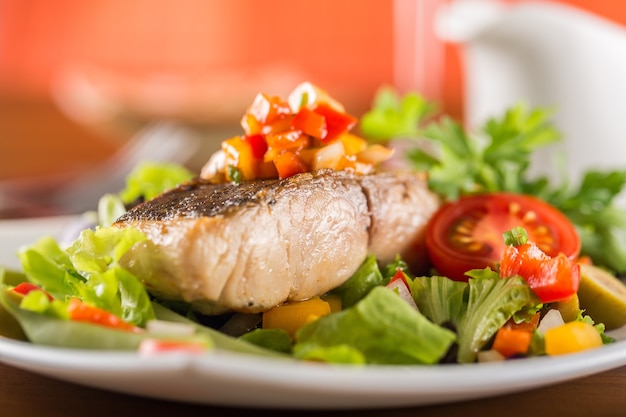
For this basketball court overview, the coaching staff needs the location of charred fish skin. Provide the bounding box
[115,170,372,314]
[116,177,282,222]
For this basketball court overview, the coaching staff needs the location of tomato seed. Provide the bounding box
[509,202,521,215]
[450,235,468,246]
[467,241,484,252]
[522,210,538,223]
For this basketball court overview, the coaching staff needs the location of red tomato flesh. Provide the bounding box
[500,242,581,303]
[425,193,580,281]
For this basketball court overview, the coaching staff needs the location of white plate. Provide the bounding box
[1,336,626,409]
[0,215,82,270]
[2,216,626,409]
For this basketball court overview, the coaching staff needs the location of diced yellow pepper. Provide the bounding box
[222,136,256,181]
[544,321,603,356]
[262,297,332,339]
[339,133,368,155]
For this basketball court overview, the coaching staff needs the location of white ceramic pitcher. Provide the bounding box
[435,0,626,185]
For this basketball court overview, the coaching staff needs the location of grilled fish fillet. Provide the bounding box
[114,169,439,314]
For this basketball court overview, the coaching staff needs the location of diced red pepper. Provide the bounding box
[291,107,327,138]
[500,242,580,303]
[273,151,309,179]
[12,283,53,301]
[386,269,417,308]
[265,130,309,153]
[312,103,358,143]
[241,93,292,135]
[138,338,207,355]
[491,326,533,358]
[67,298,141,332]
[504,312,540,333]
[388,269,410,291]
[242,134,268,160]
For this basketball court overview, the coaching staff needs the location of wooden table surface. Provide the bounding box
[2,94,626,417]
[2,360,626,417]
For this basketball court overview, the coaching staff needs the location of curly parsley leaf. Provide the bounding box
[359,86,437,142]
[526,169,626,273]
[413,105,561,200]
[360,87,626,274]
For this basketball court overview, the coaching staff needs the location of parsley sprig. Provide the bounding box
[360,86,626,275]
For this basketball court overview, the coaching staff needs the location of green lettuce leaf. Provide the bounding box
[238,328,293,354]
[411,275,467,326]
[456,269,541,363]
[118,161,194,205]
[411,270,542,363]
[331,255,383,309]
[293,286,456,365]
[0,279,285,356]
[97,193,127,226]
[0,287,145,349]
[18,226,154,327]
[0,268,28,340]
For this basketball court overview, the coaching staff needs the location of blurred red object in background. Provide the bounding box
[0,0,396,121]
[2,0,625,120]
[1,0,625,187]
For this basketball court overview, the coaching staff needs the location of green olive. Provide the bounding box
[577,264,626,330]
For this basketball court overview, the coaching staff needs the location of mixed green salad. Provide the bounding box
[2,86,626,365]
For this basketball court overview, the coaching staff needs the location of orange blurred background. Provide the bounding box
[1,0,625,184]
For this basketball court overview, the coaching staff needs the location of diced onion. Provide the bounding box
[200,149,226,179]
[386,280,418,309]
[312,141,345,171]
[477,349,506,363]
[356,144,395,165]
[288,82,345,113]
[146,320,197,337]
[537,309,565,333]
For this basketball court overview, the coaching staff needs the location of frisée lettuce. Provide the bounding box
[17,226,154,326]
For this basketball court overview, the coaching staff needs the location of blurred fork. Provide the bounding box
[0,121,202,217]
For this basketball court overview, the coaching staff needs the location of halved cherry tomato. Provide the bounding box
[425,192,580,281]
[500,242,580,303]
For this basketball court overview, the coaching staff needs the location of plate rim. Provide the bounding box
[1,335,626,409]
